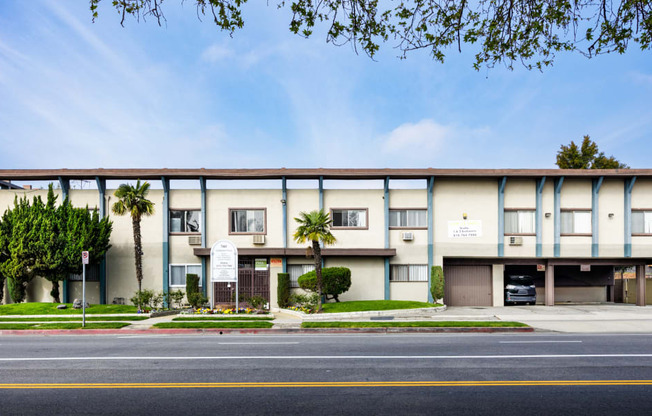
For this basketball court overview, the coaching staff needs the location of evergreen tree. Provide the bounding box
[556,136,628,169]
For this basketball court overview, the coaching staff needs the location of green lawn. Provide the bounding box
[0,322,132,330]
[302,321,529,328]
[321,300,441,313]
[0,316,148,322]
[173,316,274,321]
[0,302,138,315]
[154,321,274,329]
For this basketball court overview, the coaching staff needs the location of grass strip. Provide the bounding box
[301,321,529,328]
[0,322,132,330]
[0,303,138,315]
[321,300,441,314]
[154,321,274,329]
[0,316,148,322]
[173,316,273,321]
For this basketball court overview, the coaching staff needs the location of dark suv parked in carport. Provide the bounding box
[505,275,537,305]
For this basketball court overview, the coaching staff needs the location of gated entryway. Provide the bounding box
[443,265,492,306]
[213,257,270,305]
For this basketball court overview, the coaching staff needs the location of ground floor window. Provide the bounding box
[288,264,316,288]
[632,211,652,234]
[170,264,202,287]
[390,264,428,282]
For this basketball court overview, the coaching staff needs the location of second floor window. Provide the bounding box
[332,209,367,228]
[230,209,265,233]
[561,210,592,234]
[505,210,535,234]
[170,210,200,233]
[632,211,652,234]
[389,209,427,228]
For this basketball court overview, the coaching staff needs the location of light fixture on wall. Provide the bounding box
[608,213,615,218]
[463,213,468,219]
[545,212,551,218]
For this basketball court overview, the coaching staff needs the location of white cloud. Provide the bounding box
[628,71,652,86]
[381,119,451,154]
[201,43,234,62]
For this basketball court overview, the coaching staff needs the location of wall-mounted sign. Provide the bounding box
[270,258,283,268]
[537,264,546,272]
[581,264,591,272]
[255,258,268,271]
[448,220,483,238]
[210,239,238,282]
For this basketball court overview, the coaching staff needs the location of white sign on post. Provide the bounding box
[210,239,239,311]
[82,251,89,265]
[81,251,89,327]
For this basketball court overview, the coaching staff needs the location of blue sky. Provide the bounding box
[0,1,651,170]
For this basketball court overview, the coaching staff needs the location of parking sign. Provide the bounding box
[82,251,89,265]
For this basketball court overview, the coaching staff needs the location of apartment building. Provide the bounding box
[0,168,650,307]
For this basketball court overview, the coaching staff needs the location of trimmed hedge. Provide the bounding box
[186,273,207,309]
[277,273,291,308]
[430,266,444,302]
[298,267,351,302]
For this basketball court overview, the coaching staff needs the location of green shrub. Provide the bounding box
[186,273,207,309]
[247,295,267,310]
[289,292,320,309]
[277,273,291,308]
[7,277,26,304]
[298,267,351,302]
[130,289,155,310]
[430,266,445,302]
[169,289,185,309]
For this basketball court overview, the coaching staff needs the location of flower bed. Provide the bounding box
[181,307,267,315]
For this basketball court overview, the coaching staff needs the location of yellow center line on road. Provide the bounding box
[2,380,652,389]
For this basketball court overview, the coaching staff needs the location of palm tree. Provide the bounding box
[293,209,336,312]
[111,180,154,304]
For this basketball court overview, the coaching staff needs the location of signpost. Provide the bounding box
[210,240,238,310]
[81,251,89,327]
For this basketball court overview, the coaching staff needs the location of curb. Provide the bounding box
[277,306,448,321]
[0,326,533,336]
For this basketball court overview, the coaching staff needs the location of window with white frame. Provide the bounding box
[230,209,265,233]
[288,264,316,288]
[561,210,592,234]
[170,264,202,287]
[332,209,367,228]
[504,210,535,234]
[389,209,427,228]
[390,265,428,282]
[632,211,652,234]
[170,210,201,233]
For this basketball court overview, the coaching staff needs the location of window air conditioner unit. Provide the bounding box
[188,235,202,246]
[252,235,266,245]
[509,236,523,246]
[401,232,414,241]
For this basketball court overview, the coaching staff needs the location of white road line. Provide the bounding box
[499,341,582,344]
[2,353,652,362]
[217,342,300,345]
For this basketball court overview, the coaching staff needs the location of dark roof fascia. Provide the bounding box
[193,247,396,257]
[0,168,647,182]
[0,180,23,190]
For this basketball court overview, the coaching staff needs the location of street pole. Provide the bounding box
[82,262,86,328]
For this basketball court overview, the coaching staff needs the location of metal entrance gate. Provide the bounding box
[443,265,492,306]
[213,257,270,305]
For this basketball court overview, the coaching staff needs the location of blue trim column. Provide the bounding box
[282,176,288,273]
[384,177,390,300]
[162,177,170,306]
[427,177,434,303]
[58,177,70,303]
[95,177,107,304]
[536,177,546,258]
[624,177,637,257]
[318,176,324,212]
[200,177,207,296]
[498,177,507,257]
[554,177,564,257]
[591,177,604,257]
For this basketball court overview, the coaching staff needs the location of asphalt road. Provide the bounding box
[2,333,652,415]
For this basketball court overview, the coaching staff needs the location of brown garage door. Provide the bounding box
[444,265,492,306]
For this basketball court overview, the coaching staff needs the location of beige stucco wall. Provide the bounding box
[560,179,592,209]
[324,189,384,249]
[598,179,624,257]
[287,189,320,249]
[536,286,607,304]
[390,282,428,302]
[434,179,498,257]
[324,257,384,301]
[492,264,505,306]
[631,179,652,258]
[504,179,535,208]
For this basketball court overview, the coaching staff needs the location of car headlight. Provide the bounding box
[529,285,536,288]
[506,285,516,289]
